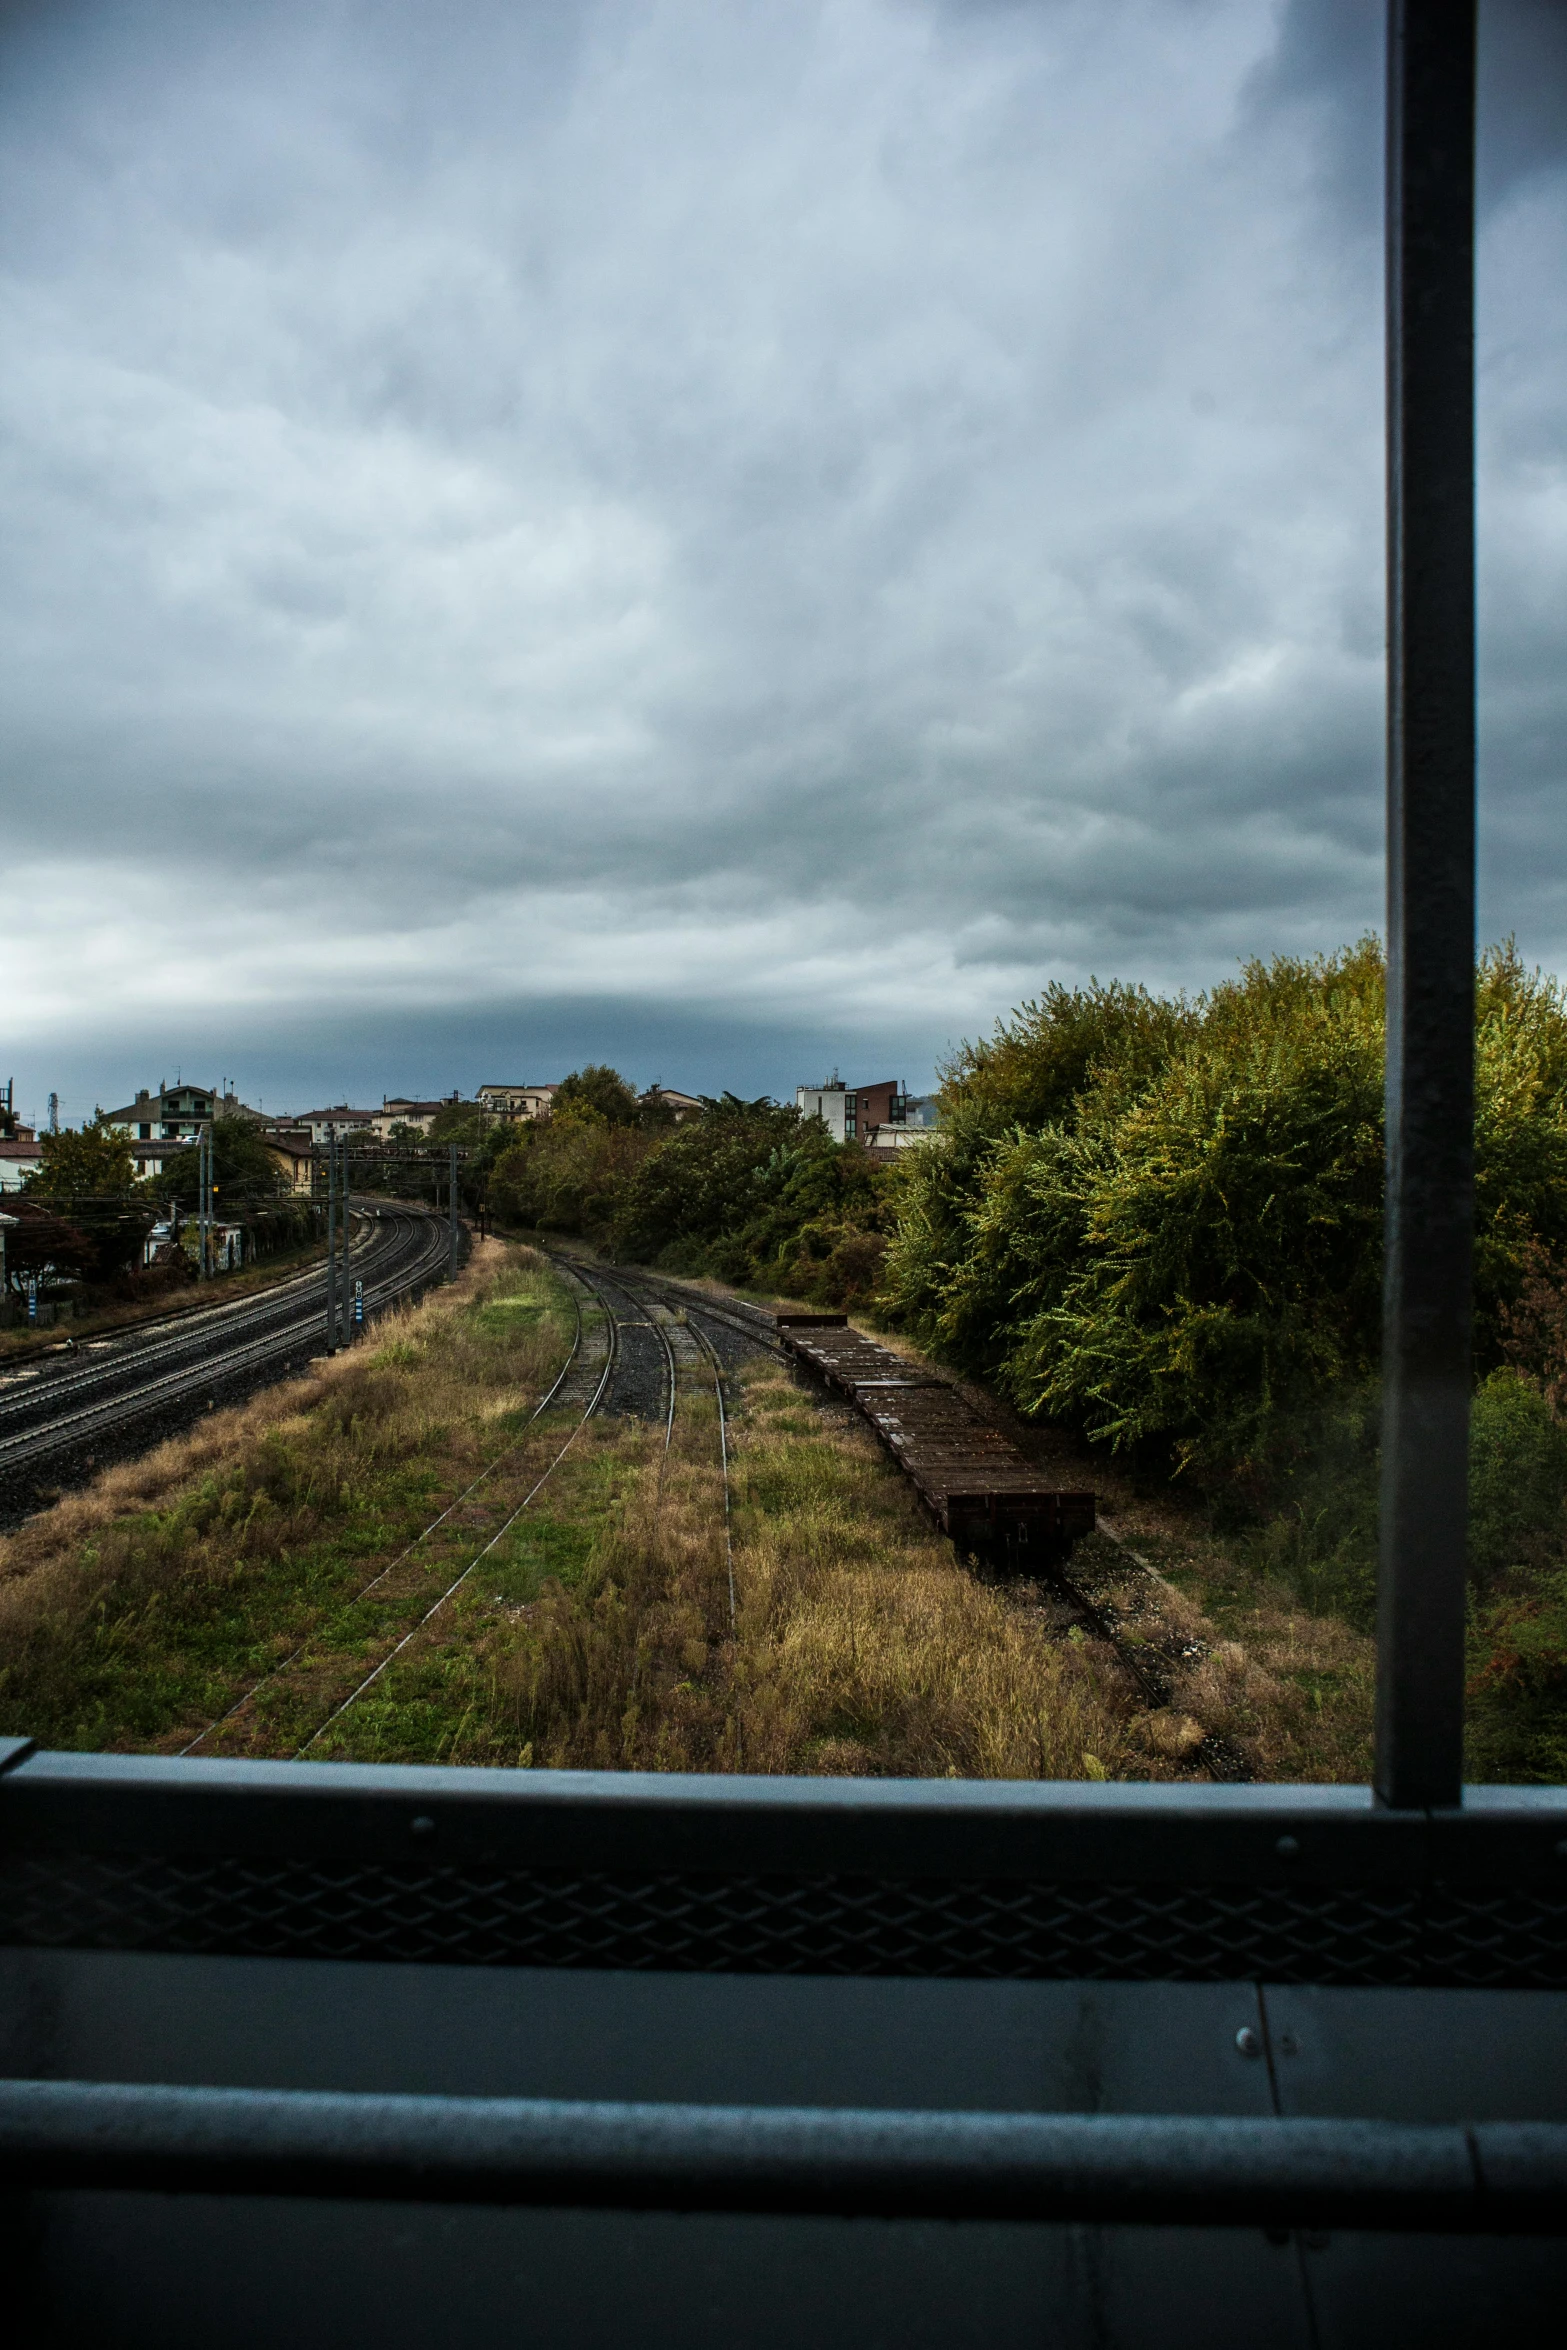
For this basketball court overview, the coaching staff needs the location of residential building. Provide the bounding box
[638,1086,704,1124]
[795,1077,906,1146]
[289,1105,381,1145]
[103,1082,217,1145]
[259,1127,316,1193]
[102,1082,266,1181]
[865,1093,940,1157]
[374,1094,463,1136]
[475,1083,558,1121]
[0,1137,43,1192]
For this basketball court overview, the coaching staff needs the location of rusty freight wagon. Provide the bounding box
[776,1314,1096,1566]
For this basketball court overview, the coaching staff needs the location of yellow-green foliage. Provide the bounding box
[489,1096,896,1309]
[886,942,1567,1487]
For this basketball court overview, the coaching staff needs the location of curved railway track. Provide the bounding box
[589,1260,1241,1767]
[69,1243,764,1757]
[295,1252,754,1753]
[284,1249,737,1754]
[0,1204,451,1527]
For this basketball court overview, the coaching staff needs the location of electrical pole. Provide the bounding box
[0,1211,14,1329]
[197,1125,208,1281]
[448,1139,459,1279]
[338,1128,351,1344]
[325,1126,338,1354]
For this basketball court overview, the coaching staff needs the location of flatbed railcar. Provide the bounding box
[776,1312,1096,1565]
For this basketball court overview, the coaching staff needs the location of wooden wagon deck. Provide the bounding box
[773,1313,1094,1565]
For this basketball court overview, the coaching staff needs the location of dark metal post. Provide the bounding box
[325,1129,338,1356]
[337,1131,349,1345]
[204,1125,213,1280]
[1377,0,1477,1811]
[448,1140,459,1278]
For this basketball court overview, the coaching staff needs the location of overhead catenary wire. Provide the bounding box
[0,1209,445,1510]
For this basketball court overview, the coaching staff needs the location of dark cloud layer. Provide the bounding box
[1,0,1563,1124]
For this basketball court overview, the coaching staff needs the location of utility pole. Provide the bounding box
[196,1125,208,1281]
[0,1211,15,1329]
[324,1126,338,1354]
[338,1128,352,1344]
[448,1139,459,1279]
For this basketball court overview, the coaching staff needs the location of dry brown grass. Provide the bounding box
[0,1242,572,1750]
[1088,1510,1376,1784]
[0,1245,1355,1784]
[723,1366,1132,1777]
[311,1355,1137,1781]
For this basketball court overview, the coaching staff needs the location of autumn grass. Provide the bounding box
[0,1242,574,1750]
[0,1245,1134,1780]
[306,1354,1136,1779]
[1077,1516,1376,1783]
[0,1233,1363,1782]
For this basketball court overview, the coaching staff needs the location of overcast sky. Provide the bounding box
[2,0,1563,1125]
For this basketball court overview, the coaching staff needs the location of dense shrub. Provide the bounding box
[880,942,1567,1779]
[488,1118,652,1237]
[886,941,1567,1488]
[487,1091,897,1309]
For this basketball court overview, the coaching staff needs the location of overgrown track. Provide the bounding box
[572,1261,785,1374]
[286,1257,624,1756]
[0,1205,451,1527]
[558,1260,677,1428]
[543,1254,743,1627]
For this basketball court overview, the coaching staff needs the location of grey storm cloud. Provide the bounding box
[1,0,1564,1117]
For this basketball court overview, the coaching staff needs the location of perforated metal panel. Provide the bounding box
[3,1853,1564,1988]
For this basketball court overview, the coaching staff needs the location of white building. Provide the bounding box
[795,1077,906,1146]
[0,1138,43,1192]
[475,1083,558,1120]
[289,1105,381,1145]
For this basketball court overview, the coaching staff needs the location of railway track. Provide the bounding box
[592,1261,1250,1773]
[280,1250,750,1755]
[0,1204,451,1528]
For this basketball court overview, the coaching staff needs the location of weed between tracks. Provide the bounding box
[0,1243,1132,1778]
[0,1243,571,1751]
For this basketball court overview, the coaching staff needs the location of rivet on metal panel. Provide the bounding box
[1275,1835,1300,1859]
[1234,2027,1262,2059]
[409,1815,436,1838]
[1278,2033,1300,2058]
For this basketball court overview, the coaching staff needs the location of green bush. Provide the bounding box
[486,1091,897,1309]
[885,941,1567,1494]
